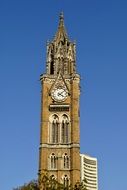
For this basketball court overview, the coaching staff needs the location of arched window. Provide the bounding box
[61,115,69,144]
[51,115,59,143]
[50,175,55,180]
[50,175,57,189]
[63,175,69,188]
[64,62,68,75]
[63,153,69,169]
[50,60,54,74]
[50,48,54,75]
[51,153,57,169]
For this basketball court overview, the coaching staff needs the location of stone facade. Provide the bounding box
[38,13,81,188]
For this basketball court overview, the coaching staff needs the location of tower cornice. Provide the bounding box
[40,73,80,81]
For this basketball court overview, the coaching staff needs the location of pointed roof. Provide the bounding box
[54,12,69,42]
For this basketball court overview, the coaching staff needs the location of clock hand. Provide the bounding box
[58,92,64,97]
[59,90,66,95]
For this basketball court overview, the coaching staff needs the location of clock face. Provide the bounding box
[51,86,68,102]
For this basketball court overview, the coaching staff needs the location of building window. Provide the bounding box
[49,175,57,189]
[63,175,69,188]
[63,153,69,169]
[61,115,69,144]
[51,153,57,169]
[50,50,54,75]
[50,175,55,180]
[51,115,59,143]
[50,61,54,74]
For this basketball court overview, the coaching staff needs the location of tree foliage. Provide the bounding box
[13,175,87,190]
[13,180,39,190]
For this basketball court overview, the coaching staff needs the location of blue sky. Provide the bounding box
[0,0,127,190]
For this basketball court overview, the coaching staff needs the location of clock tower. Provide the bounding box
[39,13,80,188]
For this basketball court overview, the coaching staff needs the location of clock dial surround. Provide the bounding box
[51,86,68,102]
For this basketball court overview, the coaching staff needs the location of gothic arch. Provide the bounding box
[49,114,70,144]
[49,113,59,122]
[61,114,69,144]
[49,174,57,189]
[63,153,70,169]
[49,114,59,143]
[61,174,69,187]
[50,153,57,169]
[50,174,56,180]
[59,113,70,122]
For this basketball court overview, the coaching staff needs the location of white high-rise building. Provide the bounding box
[80,154,98,190]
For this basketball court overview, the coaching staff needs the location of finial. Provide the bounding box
[46,40,49,45]
[58,12,64,29]
[74,40,76,45]
[53,12,68,41]
[60,12,64,20]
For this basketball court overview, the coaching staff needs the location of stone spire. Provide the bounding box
[46,13,76,75]
[54,12,69,43]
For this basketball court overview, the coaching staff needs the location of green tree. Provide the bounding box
[13,176,87,190]
[13,180,39,190]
